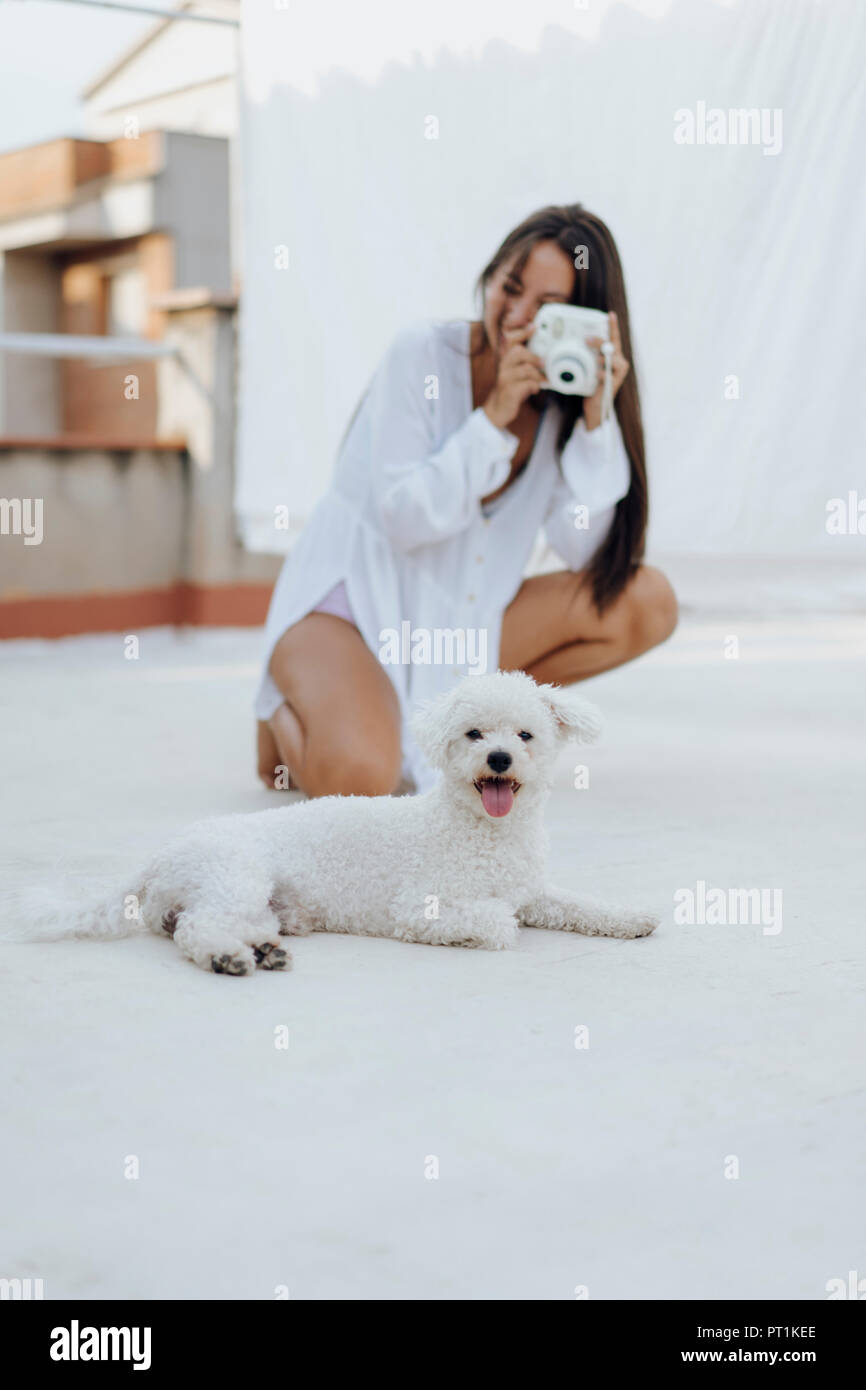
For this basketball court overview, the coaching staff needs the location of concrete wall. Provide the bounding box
[154,134,232,295]
[0,445,185,598]
[156,296,279,588]
[0,299,279,637]
[0,249,61,434]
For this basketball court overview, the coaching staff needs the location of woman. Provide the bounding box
[255,204,678,797]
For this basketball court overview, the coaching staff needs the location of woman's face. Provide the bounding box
[483,239,575,357]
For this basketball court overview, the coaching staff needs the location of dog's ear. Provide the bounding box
[408,687,460,771]
[538,684,602,744]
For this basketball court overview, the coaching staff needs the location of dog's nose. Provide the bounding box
[487,749,512,774]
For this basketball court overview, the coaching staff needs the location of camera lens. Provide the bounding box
[560,371,574,383]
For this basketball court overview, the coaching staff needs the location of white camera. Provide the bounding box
[529,304,610,396]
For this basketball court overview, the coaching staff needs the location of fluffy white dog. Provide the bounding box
[22,670,658,973]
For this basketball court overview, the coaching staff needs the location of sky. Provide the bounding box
[0,0,165,153]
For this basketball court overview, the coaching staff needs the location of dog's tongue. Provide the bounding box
[481,778,514,817]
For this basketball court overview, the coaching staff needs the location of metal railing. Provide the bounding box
[0,332,178,360]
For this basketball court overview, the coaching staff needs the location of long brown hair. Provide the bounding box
[473,204,648,614]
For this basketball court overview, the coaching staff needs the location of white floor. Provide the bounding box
[1,615,864,1300]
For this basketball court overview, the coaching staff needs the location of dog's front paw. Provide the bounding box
[617,910,659,939]
[471,920,520,951]
[173,920,257,975]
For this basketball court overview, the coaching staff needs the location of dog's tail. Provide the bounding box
[1,875,147,944]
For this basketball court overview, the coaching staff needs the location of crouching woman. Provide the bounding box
[255,203,678,797]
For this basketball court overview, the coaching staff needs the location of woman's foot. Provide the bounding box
[257,704,307,792]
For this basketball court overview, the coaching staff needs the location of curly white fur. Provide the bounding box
[15,671,658,974]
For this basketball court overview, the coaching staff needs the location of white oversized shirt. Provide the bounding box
[254,317,632,793]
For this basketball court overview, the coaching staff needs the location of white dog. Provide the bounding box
[21,670,658,973]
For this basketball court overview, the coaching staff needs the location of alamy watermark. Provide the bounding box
[825,491,866,535]
[674,878,783,935]
[826,1269,866,1299]
[379,623,488,674]
[0,497,43,545]
[49,1321,151,1370]
[674,102,782,156]
[0,1277,44,1299]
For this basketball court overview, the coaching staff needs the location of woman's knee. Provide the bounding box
[627,565,679,652]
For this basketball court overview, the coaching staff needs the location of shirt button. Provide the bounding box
[467,593,475,602]
[475,554,484,563]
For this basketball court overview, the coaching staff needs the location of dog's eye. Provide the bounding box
[518,730,534,741]
[465,728,483,741]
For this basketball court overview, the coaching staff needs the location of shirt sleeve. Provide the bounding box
[542,411,632,571]
[367,323,520,552]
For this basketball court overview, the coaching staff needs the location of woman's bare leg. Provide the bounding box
[256,565,675,792]
[499,563,678,683]
[261,612,403,799]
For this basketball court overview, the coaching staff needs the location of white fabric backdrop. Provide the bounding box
[236,0,866,580]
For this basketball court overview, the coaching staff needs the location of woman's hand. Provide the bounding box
[482,324,549,430]
[583,310,629,431]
